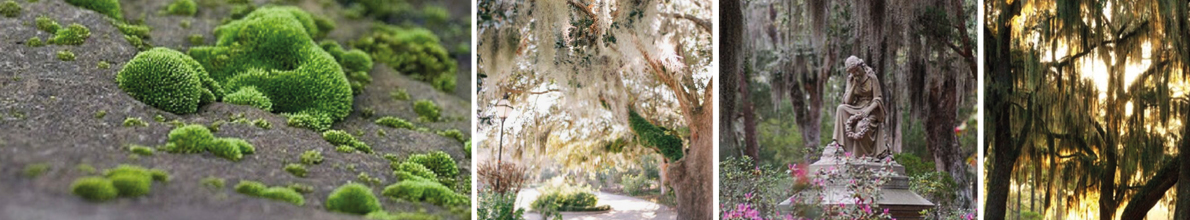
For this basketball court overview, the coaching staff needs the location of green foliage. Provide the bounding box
[478,191,526,220]
[260,187,305,206]
[530,180,609,216]
[375,116,413,129]
[619,173,649,196]
[26,37,43,47]
[340,49,373,72]
[301,150,323,165]
[436,129,465,143]
[382,178,467,206]
[392,161,436,181]
[188,6,352,130]
[336,145,356,153]
[364,210,440,220]
[253,118,271,129]
[235,180,267,195]
[22,163,49,178]
[57,50,75,61]
[893,153,935,177]
[201,177,225,190]
[166,0,196,16]
[326,183,382,215]
[285,163,307,177]
[71,177,118,202]
[117,48,221,114]
[0,0,18,17]
[627,109,683,160]
[353,25,456,92]
[163,125,214,153]
[413,100,440,122]
[35,16,58,33]
[224,86,273,111]
[123,117,147,127]
[53,23,90,45]
[109,173,152,197]
[65,0,122,20]
[129,145,155,156]
[405,151,458,185]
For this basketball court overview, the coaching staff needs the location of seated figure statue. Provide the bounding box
[832,56,888,158]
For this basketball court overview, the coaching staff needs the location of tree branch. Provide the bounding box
[500,85,562,95]
[1119,156,1179,219]
[660,13,712,33]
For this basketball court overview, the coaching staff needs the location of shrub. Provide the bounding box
[478,190,526,220]
[0,0,19,17]
[36,16,59,33]
[235,180,267,195]
[188,6,352,130]
[627,109,683,160]
[53,24,90,45]
[117,48,222,114]
[109,173,152,197]
[382,179,466,207]
[224,87,273,111]
[65,0,122,20]
[129,145,154,156]
[436,129,465,143]
[163,125,214,153]
[339,49,372,72]
[375,116,413,129]
[27,37,44,47]
[326,183,381,215]
[166,0,196,16]
[261,187,305,206]
[406,151,458,184]
[392,161,436,181]
[301,150,323,165]
[285,164,307,177]
[620,173,649,196]
[412,100,440,122]
[22,163,49,178]
[353,25,456,92]
[71,177,118,202]
[530,180,608,216]
[201,177,225,190]
[57,50,75,61]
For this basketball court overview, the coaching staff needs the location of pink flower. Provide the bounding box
[745,192,753,200]
[845,151,853,158]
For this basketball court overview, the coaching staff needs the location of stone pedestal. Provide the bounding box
[778,144,933,220]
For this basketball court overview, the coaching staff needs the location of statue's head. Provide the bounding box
[845,56,864,76]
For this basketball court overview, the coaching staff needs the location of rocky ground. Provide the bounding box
[0,0,471,219]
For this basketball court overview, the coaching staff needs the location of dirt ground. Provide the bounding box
[0,0,471,219]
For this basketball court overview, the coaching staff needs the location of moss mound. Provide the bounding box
[224,86,273,111]
[322,130,371,153]
[188,6,350,130]
[72,165,169,201]
[375,116,413,129]
[65,0,122,20]
[236,180,305,206]
[392,161,436,181]
[405,151,457,185]
[166,0,196,16]
[71,177,118,202]
[326,183,382,215]
[117,48,222,114]
[35,16,59,33]
[0,0,19,18]
[161,125,255,160]
[413,100,440,122]
[352,25,456,92]
[381,178,466,207]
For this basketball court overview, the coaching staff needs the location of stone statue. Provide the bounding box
[832,56,888,158]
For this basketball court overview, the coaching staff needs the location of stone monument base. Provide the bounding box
[778,144,933,220]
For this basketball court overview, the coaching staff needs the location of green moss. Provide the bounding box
[339,50,373,72]
[353,25,456,92]
[284,163,307,177]
[149,169,170,182]
[224,86,273,111]
[422,6,449,25]
[301,150,323,165]
[123,117,147,127]
[208,138,244,161]
[188,6,351,130]
[201,176,225,190]
[109,173,151,197]
[253,118,271,129]
[336,145,355,153]
[94,110,107,119]
[124,35,152,51]
[153,115,166,122]
[22,163,49,178]
[391,161,435,181]
[413,100,440,122]
[0,0,20,17]
[287,183,314,194]
[53,23,90,45]
[35,16,58,32]
[364,210,440,220]
[381,179,466,206]
[390,89,410,101]
[312,14,335,38]
[98,61,110,69]
[65,0,122,20]
[628,109,684,160]
[57,50,75,61]
[358,172,382,186]
[261,187,305,206]
[117,48,222,114]
[76,164,96,174]
[115,23,151,39]
[436,129,465,143]
[129,145,154,156]
[26,37,43,47]
[235,180,266,195]
[166,0,196,16]
[406,151,457,185]
[322,130,371,153]
[71,177,118,202]
[188,34,204,45]
[163,125,214,153]
[374,116,413,129]
[326,183,381,215]
[464,141,470,154]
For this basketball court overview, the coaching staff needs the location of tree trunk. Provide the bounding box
[985,1,1023,219]
[925,70,971,208]
[667,106,714,220]
[740,63,759,162]
[719,0,740,160]
[1119,156,1178,219]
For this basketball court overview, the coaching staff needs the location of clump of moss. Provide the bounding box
[166,0,196,16]
[109,171,152,196]
[23,163,49,178]
[35,16,59,33]
[76,164,96,174]
[390,89,410,101]
[339,50,373,72]
[392,161,435,181]
[128,145,154,156]
[326,183,381,215]
[436,129,465,143]
[323,130,371,153]
[353,25,456,92]
[356,172,382,186]
[65,0,122,20]
[26,37,43,47]
[287,183,314,194]
[123,117,147,127]
[335,145,355,153]
[188,34,203,45]
[234,180,267,195]
[188,6,352,131]
[628,109,684,161]
[71,177,118,202]
[117,48,222,114]
[235,180,305,205]
[124,35,152,51]
[301,150,323,165]
[0,0,19,17]
[57,50,75,61]
[161,125,255,161]
[413,100,440,122]
[200,177,225,190]
[381,178,466,207]
[374,116,413,129]
[403,151,458,186]
[253,118,271,129]
[53,24,90,45]
[98,61,110,69]
[224,87,273,111]
[284,163,307,177]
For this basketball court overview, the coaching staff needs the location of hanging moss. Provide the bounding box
[628,109,683,161]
